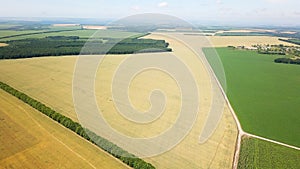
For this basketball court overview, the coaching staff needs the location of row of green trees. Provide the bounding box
[258,50,285,55]
[0,29,79,40]
[0,36,172,59]
[279,38,300,45]
[274,58,300,65]
[0,81,155,169]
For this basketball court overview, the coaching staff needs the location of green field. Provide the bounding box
[204,47,300,147]
[238,137,300,169]
[0,24,21,29]
[0,29,141,41]
[279,38,300,45]
[215,32,269,36]
[0,30,46,38]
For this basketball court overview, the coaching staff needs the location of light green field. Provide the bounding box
[204,47,300,147]
[0,24,21,29]
[0,29,141,41]
[0,30,45,38]
[238,137,300,169]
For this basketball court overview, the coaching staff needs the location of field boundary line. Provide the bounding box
[244,133,300,150]
[153,32,244,169]
[196,46,300,168]
[196,47,244,169]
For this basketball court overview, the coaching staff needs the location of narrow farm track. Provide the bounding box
[244,133,300,151]
[156,33,244,169]
[155,33,300,169]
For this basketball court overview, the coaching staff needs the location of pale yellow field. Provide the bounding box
[83,25,107,30]
[53,24,80,27]
[216,29,276,34]
[0,33,238,168]
[281,31,297,34]
[0,90,128,169]
[207,36,293,47]
[0,43,8,47]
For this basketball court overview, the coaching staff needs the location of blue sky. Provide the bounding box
[1,0,299,26]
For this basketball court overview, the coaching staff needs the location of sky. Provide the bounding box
[0,0,299,26]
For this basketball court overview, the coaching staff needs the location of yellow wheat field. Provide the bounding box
[0,43,8,47]
[207,36,294,47]
[0,33,238,168]
[0,90,128,169]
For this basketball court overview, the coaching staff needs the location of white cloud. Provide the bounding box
[158,2,168,8]
[265,0,289,3]
[216,0,223,5]
[131,5,140,11]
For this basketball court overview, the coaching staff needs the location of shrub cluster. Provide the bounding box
[274,58,300,65]
[279,38,300,45]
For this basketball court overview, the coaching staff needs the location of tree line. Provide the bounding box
[0,29,80,40]
[274,58,300,65]
[279,38,300,45]
[0,81,155,169]
[0,36,172,59]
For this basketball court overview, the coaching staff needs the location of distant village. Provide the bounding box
[230,44,300,57]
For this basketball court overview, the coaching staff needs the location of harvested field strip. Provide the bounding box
[0,81,155,169]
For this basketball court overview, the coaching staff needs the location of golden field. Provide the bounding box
[52,24,80,27]
[207,36,293,47]
[0,43,8,47]
[0,33,238,168]
[82,25,108,30]
[0,89,128,169]
[215,29,276,34]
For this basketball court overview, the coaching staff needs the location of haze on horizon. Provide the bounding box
[0,0,300,26]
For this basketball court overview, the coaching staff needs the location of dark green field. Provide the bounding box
[238,137,300,169]
[203,47,300,147]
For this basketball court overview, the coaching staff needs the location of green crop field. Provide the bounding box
[0,24,21,29]
[0,29,140,41]
[203,47,300,147]
[0,30,46,38]
[238,137,300,169]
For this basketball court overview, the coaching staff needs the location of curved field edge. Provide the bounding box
[238,136,300,169]
[203,47,300,147]
[0,81,155,169]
